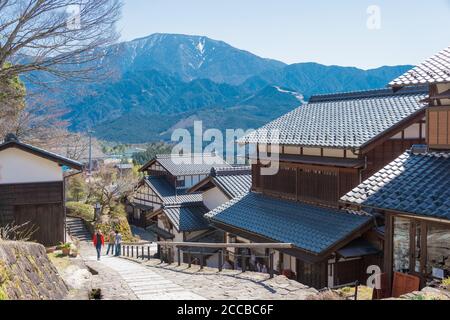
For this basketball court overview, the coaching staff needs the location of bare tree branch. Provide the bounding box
[0,0,122,83]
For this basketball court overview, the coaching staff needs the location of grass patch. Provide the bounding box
[48,252,72,270]
[336,286,373,300]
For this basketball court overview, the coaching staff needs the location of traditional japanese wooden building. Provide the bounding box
[130,153,230,262]
[0,134,83,246]
[206,86,428,289]
[341,45,450,296]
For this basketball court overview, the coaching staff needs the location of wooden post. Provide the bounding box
[131,246,134,258]
[147,246,150,260]
[177,248,181,266]
[218,249,223,272]
[127,246,129,257]
[200,248,204,270]
[142,246,144,260]
[354,281,359,301]
[188,250,192,268]
[122,245,125,256]
[160,247,164,263]
[269,252,274,279]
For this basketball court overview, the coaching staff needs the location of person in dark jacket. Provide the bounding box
[93,230,105,261]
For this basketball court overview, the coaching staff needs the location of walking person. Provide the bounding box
[106,230,116,256]
[114,230,122,257]
[92,230,105,261]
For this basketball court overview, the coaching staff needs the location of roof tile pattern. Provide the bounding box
[206,192,372,254]
[341,152,450,220]
[212,166,252,198]
[164,205,210,232]
[152,154,231,176]
[239,88,427,148]
[213,174,252,198]
[145,176,202,205]
[390,46,450,87]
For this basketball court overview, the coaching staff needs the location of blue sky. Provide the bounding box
[119,0,450,69]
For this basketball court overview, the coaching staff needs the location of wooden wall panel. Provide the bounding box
[253,162,359,207]
[0,182,64,246]
[0,182,63,206]
[427,107,450,149]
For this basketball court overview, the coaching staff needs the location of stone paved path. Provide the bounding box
[89,256,205,300]
[120,257,319,300]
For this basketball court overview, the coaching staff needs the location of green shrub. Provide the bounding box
[93,205,134,242]
[66,202,94,222]
[442,277,450,289]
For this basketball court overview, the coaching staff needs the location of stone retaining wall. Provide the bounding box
[0,241,68,300]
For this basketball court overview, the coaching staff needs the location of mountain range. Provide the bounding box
[36,33,413,143]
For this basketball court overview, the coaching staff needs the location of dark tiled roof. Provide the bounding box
[206,192,373,255]
[145,176,202,205]
[0,139,83,170]
[390,46,450,87]
[189,166,252,199]
[164,205,210,232]
[141,153,231,176]
[341,151,450,220]
[239,87,427,149]
[211,166,252,198]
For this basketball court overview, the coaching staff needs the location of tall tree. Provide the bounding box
[0,63,25,136]
[0,0,122,147]
[0,0,122,83]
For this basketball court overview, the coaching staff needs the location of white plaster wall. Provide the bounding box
[203,187,230,211]
[0,148,63,184]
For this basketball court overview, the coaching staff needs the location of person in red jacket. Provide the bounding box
[92,230,105,261]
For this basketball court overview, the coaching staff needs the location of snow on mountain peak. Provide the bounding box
[196,38,206,55]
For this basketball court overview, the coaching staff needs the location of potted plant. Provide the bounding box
[60,242,71,256]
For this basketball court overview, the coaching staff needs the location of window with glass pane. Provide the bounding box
[393,217,411,273]
[426,224,450,276]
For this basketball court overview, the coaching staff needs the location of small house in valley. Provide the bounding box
[0,134,83,246]
[342,45,450,297]
[206,86,428,289]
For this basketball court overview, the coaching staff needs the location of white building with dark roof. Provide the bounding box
[0,134,83,246]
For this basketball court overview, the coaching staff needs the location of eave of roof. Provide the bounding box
[389,46,450,88]
[340,151,450,220]
[248,153,365,168]
[206,192,374,256]
[0,140,83,170]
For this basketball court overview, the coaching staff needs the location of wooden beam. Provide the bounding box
[154,241,294,249]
